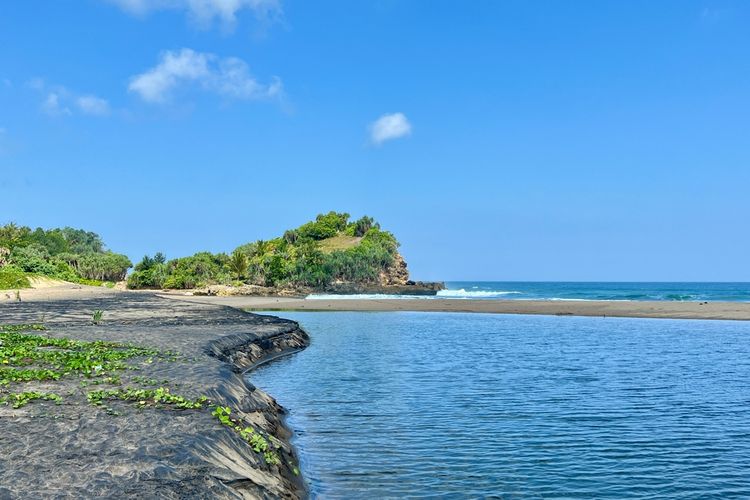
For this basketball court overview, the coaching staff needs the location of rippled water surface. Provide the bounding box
[251,312,750,498]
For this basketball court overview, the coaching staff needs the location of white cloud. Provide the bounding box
[42,92,72,116]
[106,0,281,30]
[129,48,281,103]
[369,112,412,145]
[30,79,109,118]
[77,95,111,116]
[129,49,210,102]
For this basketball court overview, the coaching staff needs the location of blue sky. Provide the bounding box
[1,1,749,281]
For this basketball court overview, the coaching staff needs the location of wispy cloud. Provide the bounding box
[369,112,412,145]
[42,92,72,116]
[77,95,111,116]
[29,79,110,117]
[106,0,281,31]
[129,48,282,104]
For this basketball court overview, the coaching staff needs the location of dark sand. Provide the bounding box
[0,291,308,499]
[167,294,750,321]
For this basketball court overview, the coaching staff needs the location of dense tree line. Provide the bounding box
[0,223,132,288]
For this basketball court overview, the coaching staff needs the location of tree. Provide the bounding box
[350,216,379,237]
[229,249,249,280]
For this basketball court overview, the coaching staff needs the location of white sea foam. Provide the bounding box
[436,289,522,298]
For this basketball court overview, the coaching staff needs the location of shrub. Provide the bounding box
[162,252,230,289]
[346,216,380,237]
[127,255,169,289]
[0,266,31,290]
[10,244,57,275]
[297,211,350,240]
[73,252,132,281]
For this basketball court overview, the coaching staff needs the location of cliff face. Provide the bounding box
[321,253,444,295]
[379,253,410,286]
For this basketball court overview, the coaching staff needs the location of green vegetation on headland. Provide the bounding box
[0,223,131,289]
[128,211,402,290]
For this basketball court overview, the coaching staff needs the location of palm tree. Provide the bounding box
[229,249,249,280]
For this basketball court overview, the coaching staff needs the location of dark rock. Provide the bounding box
[324,281,445,296]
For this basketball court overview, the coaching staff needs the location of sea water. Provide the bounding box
[251,311,750,498]
[307,281,750,301]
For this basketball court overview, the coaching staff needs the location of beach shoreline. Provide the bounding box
[163,294,750,321]
[5,284,750,320]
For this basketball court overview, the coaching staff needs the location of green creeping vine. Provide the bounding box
[130,376,169,386]
[0,324,164,387]
[87,387,208,409]
[80,375,121,387]
[0,391,61,408]
[211,406,282,466]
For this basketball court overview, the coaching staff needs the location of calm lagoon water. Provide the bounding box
[251,312,750,498]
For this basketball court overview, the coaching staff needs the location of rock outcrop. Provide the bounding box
[379,253,410,285]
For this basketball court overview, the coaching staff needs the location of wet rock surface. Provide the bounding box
[0,293,309,499]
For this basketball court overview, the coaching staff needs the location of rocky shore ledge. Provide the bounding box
[0,292,309,499]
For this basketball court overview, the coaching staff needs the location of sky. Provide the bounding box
[1,0,749,281]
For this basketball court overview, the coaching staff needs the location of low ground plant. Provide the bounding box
[0,324,163,387]
[87,387,207,409]
[211,406,282,466]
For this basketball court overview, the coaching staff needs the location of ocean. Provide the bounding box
[308,281,750,302]
[251,311,750,498]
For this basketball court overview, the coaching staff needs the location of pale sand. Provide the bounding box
[160,294,750,321]
[0,282,125,303]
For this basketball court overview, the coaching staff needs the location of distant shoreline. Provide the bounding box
[6,283,750,321]
[164,294,750,321]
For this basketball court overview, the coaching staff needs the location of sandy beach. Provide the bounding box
[165,294,750,321]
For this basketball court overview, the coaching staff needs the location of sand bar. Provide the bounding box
[163,294,750,321]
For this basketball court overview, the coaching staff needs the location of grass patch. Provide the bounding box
[91,310,104,325]
[317,234,362,253]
